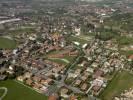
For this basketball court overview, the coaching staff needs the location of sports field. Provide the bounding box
[0,89,4,97]
[0,80,47,100]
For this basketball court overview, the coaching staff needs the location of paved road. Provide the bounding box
[35,46,85,95]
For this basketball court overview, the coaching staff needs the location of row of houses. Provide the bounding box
[17,72,54,93]
[64,39,127,98]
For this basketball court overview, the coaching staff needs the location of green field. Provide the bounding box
[99,70,133,100]
[0,80,47,100]
[66,35,88,45]
[117,36,133,46]
[9,27,36,35]
[48,58,69,65]
[104,13,133,32]
[48,55,76,66]
[0,37,16,49]
[47,50,64,55]
[47,49,76,64]
[0,89,4,97]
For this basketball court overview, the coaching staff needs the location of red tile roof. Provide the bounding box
[48,94,58,100]
[70,95,77,100]
[93,69,104,79]
[129,55,133,60]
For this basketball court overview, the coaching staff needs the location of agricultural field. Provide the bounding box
[116,36,133,56]
[99,70,133,100]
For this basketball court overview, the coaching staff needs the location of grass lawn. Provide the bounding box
[99,70,133,100]
[47,50,63,55]
[117,36,133,46]
[48,56,76,66]
[74,35,93,41]
[0,80,47,100]
[48,58,69,65]
[63,56,76,62]
[67,35,88,45]
[0,37,16,49]
[47,49,76,64]
[0,89,4,97]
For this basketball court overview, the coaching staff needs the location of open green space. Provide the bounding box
[96,31,118,41]
[47,50,64,55]
[0,89,4,97]
[104,13,133,32]
[47,49,76,63]
[63,55,76,62]
[99,70,133,100]
[48,58,69,65]
[9,27,36,35]
[73,35,93,41]
[66,35,88,45]
[0,37,16,49]
[48,55,76,65]
[116,36,133,56]
[0,80,47,100]
[117,36,133,46]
